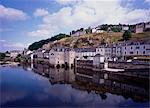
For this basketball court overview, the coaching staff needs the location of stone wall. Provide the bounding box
[108,61,149,69]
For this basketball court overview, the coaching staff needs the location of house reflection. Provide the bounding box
[74,68,149,103]
[24,63,149,103]
[49,68,75,85]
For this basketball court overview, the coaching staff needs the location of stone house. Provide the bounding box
[93,54,105,68]
[135,23,145,33]
[122,40,150,58]
[71,28,86,37]
[49,47,75,68]
[43,50,50,59]
[96,44,112,61]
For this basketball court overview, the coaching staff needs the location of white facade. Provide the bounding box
[122,26,129,31]
[145,22,150,29]
[96,45,112,61]
[93,54,105,68]
[92,28,96,33]
[92,28,104,33]
[122,43,150,56]
[75,48,96,60]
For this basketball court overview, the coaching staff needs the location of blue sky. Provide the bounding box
[0,0,150,52]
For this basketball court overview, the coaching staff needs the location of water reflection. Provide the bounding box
[23,63,149,103]
[1,63,149,107]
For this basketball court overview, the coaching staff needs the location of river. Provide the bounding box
[0,63,149,107]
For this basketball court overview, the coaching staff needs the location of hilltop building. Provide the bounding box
[70,28,86,36]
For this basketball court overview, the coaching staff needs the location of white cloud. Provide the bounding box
[34,8,49,17]
[145,0,150,3]
[28,24,59,37]
[0,39,27,51]
[29,0,150,37]
[145,0,150,4]
[0,5,28,21]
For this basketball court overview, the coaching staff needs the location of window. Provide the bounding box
[137,51,138,54]
[125,52,126,54]
[143,46,145,49]
[130,52,133,54]
[136,46,139,49]
[143,51,145,54]
[131,47,132,49]
[125,47,126,49]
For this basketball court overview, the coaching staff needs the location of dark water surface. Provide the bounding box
[0,64,149,107]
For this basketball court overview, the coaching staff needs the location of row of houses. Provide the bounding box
[28,39,150,68]
[70,22,150,37]
[96,39,150,61]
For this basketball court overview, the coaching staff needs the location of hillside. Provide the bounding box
[42,31,150,49]
[28,33,70,51]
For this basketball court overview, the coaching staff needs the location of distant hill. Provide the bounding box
[28,31,150,50]
[28,33,70,51]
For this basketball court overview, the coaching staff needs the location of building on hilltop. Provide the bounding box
[70,28,86,36]
[145,21,150,31]
[135,22,145,33]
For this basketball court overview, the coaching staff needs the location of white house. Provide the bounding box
[122,40,150,58]
[122,25,129,31]
[93,54,105,68]
[92,27,104,33]
[96,45,112,61]
[111,43,122,61]
[75,48,96,60]
[10,50,22,58]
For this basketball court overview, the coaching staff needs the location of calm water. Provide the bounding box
[0,63,149,107]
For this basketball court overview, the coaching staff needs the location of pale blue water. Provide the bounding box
[0,64,149,107]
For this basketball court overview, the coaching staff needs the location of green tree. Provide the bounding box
[28,33,70,51]
[0,53,6,60]
[122,30,131,41]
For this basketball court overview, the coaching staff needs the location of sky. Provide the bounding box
[0,0,150,52]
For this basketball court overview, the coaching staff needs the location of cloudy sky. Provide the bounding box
[0,0,150,52]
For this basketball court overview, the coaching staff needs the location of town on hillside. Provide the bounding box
[0,21,150,75]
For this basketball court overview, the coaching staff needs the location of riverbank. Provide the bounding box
[0,61,20,67]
